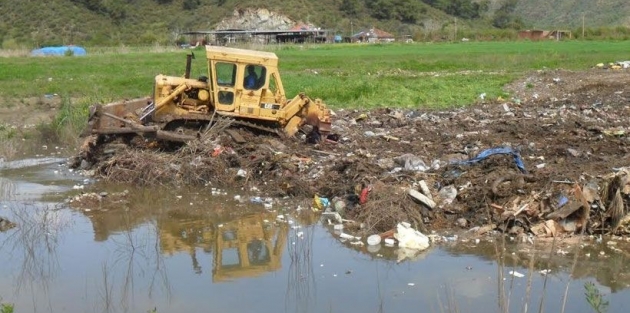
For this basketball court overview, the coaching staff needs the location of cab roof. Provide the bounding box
[205,46,278,66]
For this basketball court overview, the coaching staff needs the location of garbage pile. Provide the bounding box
[596,61,630,70]
[73,69,630,239]
[68,190,130,211]
[0,216,16,232]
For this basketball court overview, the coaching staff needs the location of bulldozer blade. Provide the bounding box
[224,129,247,144]
[92,126,158,135]
[284,116,302,137]
[319,120,332,136]
[155,130,198,143]
[303,111,331,137]
[90,97,152,132]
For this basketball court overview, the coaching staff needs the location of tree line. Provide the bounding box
[69,0,209,21]
[341,0,521,29]
[69,0,524,30]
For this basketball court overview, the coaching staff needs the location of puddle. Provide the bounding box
[0,157,67,170]
[0,157,80,202]
[1,157,630,312]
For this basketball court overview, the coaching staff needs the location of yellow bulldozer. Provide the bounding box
[85,46,332,144]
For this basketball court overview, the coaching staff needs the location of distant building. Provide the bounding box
[183,23,330,45]
[518,30,572,41]
[351,28,395,43]
[276,23,327,43]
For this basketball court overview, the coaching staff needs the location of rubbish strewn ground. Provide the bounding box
[0,216,16,232]
[73,68,630,240]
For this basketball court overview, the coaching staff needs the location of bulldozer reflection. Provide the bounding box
[77,187,289,283]
[159,210,288,283]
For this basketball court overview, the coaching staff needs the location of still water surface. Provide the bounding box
[0,158,629,313]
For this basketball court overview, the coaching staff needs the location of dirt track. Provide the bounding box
[76,68,630,237]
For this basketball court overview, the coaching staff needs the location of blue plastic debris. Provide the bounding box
[557,196,569,208]
[451,146,527,173]
[320,197,330,208]
[31,46,87,56]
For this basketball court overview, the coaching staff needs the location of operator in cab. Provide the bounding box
[244,66,258,89]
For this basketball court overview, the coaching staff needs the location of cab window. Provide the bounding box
[244,65,266,90]
[216,62,236,87]
[218,91,234,104]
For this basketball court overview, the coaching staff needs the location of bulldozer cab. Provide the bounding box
[207,46,287,115]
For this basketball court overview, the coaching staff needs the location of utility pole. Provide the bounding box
[454,17,457,41]
[582,13,585,38]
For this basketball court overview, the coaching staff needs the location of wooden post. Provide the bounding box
[351,21,353,37]
[454,17,457,41]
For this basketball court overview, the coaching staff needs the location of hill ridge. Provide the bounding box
[0,0,628,47]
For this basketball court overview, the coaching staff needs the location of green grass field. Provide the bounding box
[0,40,627,110]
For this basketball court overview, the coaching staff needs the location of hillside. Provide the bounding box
[513,0,630,29]
[483,0,630,29]
[0,0,459,47]
[0,0,628,48]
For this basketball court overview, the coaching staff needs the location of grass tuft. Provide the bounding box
[37,96,94,146]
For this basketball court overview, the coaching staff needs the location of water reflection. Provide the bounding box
[159,209,288,282]
[0,202,70,309]
[5,160,630,313]
[97,220,172,313]
[443,237,630,293]
[285,223,316,313]
[0,177,16,201]
[74,187,321,312]
[88,205,154,242]
[78,187,290,283]
[0,157,66,170]
[213,214,286,282]
[82,184,630,297]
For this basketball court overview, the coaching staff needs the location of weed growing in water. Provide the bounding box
[0,299,14,313]
[584,281,609,313]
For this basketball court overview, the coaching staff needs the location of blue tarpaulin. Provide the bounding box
[451,146,527,173]
[31,46,87,56]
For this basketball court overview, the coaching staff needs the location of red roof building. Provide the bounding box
[351,27,395,43]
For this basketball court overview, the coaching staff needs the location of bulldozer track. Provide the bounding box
[217,116,283,137]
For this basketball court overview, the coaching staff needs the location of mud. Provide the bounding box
[0,96,61,128]
[0,216,16,232]
[74,68,630,237]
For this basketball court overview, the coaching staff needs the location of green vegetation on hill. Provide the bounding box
[514,0,630,29]
[0,0,534,48]
[0,0,628,48]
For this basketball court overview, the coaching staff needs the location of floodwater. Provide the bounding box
[1,157,630,313]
